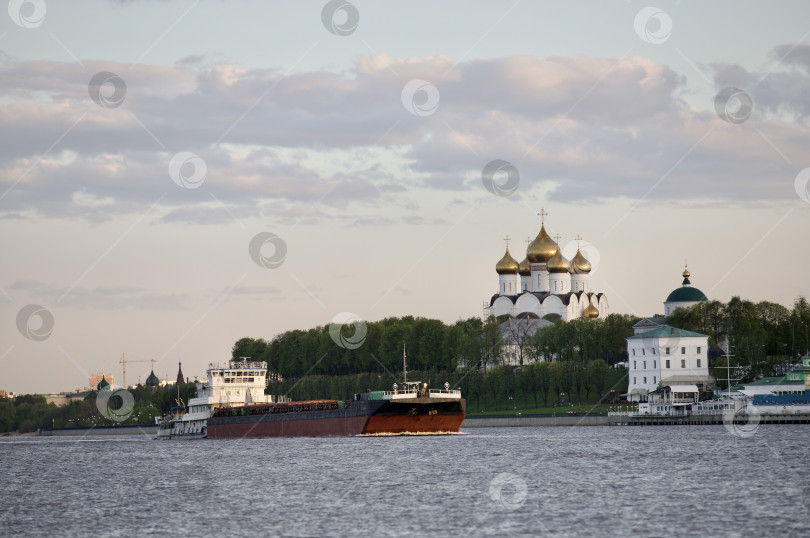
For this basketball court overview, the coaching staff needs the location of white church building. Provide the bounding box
[486,210,608,322]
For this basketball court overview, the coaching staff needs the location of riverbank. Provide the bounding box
[462,412,810,427]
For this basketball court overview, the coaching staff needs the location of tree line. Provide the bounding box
[0,384,196,434]
[232,313,641,378]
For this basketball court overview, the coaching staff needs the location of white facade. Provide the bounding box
[626,327,713,402]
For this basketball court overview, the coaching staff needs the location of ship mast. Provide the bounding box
[403,342,407,384]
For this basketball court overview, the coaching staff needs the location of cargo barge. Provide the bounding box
[207,382,466,438]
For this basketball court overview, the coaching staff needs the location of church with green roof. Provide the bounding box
[664,264,708,317]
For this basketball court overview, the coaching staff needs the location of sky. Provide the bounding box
[1,0,809,394]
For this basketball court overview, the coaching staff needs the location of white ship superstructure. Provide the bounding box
[157,360,285,438]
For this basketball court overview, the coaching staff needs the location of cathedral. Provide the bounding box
[486,210,609,321]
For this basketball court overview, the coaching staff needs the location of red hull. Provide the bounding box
[362,414,465,434]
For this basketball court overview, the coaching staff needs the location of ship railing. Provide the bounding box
[207,361,267,370]
[428,389,461,397]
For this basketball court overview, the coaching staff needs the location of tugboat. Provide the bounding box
[156,359,287,439]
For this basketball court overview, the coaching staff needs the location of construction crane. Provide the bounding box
[119,353,155,388]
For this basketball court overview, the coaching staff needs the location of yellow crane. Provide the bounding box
[119,353,155,388]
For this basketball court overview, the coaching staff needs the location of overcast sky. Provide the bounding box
[2,0,809,394]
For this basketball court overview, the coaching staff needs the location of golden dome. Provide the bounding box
[682,265,691,278]
[571,248,592,274]
[547,247,570,273]
[584,297,599,319]
[495,248,519,275]
[518,256,531,276]
[526,225,558,263]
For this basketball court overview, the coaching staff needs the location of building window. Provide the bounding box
[643,377,647,383]
[681,359,686,368]
[653,376,656,383]
[643,361,647,369]
[665,347,670,355]
[654,361,656,369]
[642,349,646,356]
[681,347,686,355]
[634,377,637,384]
[697,346,701,354]
[633,349,636,356]
[697,359,701,368]
[634,361,637,369]
[652,348,656,355]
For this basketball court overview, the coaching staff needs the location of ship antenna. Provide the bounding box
[403,342,407,385]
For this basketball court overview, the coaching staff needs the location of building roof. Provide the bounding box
[632,317,667,328]
[626,325,708,340]
[665,286,708,303]
[145,370,160,387]
[742,376,804,387]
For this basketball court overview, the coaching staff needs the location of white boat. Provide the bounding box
[156,360,287,439]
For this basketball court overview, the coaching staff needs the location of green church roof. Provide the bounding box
[145,370,160,387]
[96,376,110,390]
[627,325,708,340]
[666,286,708,303]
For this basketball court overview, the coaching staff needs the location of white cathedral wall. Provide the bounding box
[491,297,515,317]
[571,274,589,293]
[542,295,566,319]
[514,293,542,318]
[530,265,549,292]
[520,275,530,292]
[498,274,519,296]
[549,272,570,294]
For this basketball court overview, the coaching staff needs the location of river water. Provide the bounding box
[1,425,807,537]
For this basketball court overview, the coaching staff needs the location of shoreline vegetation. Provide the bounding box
[2,295,807,434]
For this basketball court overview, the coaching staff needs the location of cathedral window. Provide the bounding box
[681,347,686,354]
[653,376,656,383]
[633,361,636,369]
[643,377,647,384]
[653,361,656,368]
[697,346,701,354]
[681,359,686,368]
[643,361,646,369]
[632,349,636,356]
[666,360,670,368]
[642,349,646,356]
[665,347,670,355]
[697,359,701,368]
[633,377,637,384]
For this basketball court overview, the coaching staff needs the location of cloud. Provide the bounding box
[0,49,807,224]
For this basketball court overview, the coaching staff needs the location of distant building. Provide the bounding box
[176,362,185,386]
[145,370,160,389]
[625,325,714,402]
[89,372,114,390]
[664,265,708,317]
[498,315,553,367]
